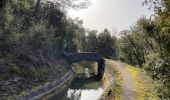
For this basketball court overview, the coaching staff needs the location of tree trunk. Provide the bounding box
[0,0,5,9]
[33,0,41,19]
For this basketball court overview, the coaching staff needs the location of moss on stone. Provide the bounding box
[101,60,124,100]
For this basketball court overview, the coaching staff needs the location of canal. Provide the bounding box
[49,62,104,100]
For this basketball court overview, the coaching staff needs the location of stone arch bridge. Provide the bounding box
[65,52,105,79]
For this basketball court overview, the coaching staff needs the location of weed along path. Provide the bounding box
[112,61,134,100]
[103,60,159,100]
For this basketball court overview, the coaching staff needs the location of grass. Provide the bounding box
[102,60,159,100]
[125,64,159,100]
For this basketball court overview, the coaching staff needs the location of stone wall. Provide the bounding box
[99,65,113,99]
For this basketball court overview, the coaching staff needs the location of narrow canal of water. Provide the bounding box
[49,64,104,100]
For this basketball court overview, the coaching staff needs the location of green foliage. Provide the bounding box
[98,29,116,58]
[0,0,169,99]
[0,0,91,98]
[86,30,98,52]
[19,91,28,96]
[0,0,89,58]
[118,27,146,66]
[9,64,19,74]
[29,67,48,80]
[126,64,159,99]
[118,0,170,98]
[86,29,117,59]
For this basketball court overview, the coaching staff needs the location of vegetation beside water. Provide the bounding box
[0,59,70,99]
[0,0,115,98]
[0,0,170,99]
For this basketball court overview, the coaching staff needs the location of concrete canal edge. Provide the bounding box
[16,61,112,100]
[16,70,75,100]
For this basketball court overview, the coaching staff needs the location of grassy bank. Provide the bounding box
[125,64,159,100]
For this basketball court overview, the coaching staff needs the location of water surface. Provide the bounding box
[49,68,104,100]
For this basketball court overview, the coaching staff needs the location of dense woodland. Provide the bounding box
[0,0,170,99]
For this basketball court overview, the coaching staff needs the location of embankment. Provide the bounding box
[16,70,75,100]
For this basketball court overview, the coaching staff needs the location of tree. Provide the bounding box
[117,1,170,97]
[33,0,41,18]
[0,0,6,9]
[86,30,98,52]
[51,0,91,9]
[98,29,116,59]
[33,0,91,19]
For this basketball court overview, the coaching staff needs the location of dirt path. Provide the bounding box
[112,61,134,100]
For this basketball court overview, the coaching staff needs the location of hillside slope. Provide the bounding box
[0,57,70,99]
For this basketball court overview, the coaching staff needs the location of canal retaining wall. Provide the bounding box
[16,70,75,100]
[99,65,113,99]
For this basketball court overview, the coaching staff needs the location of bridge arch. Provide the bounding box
[65,52,105,79]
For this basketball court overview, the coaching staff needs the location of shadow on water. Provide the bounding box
[70,76,102,90]
[49,67,104,100]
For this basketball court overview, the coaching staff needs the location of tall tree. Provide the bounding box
[52,0,91,9]
[98,29,116,58]
[33,0,90,19]
[0,0,5,9]
[86,30,98,52]
[33,0,41,18]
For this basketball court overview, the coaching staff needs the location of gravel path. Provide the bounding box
[112,61,134,100]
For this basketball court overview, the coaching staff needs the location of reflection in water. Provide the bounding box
[85,68,91,78]
[67,88,103,100]
[55,76,104,100]
[49,68,104,100]
[67,89,82,100]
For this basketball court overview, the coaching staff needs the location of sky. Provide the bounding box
[68,0,153,33]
